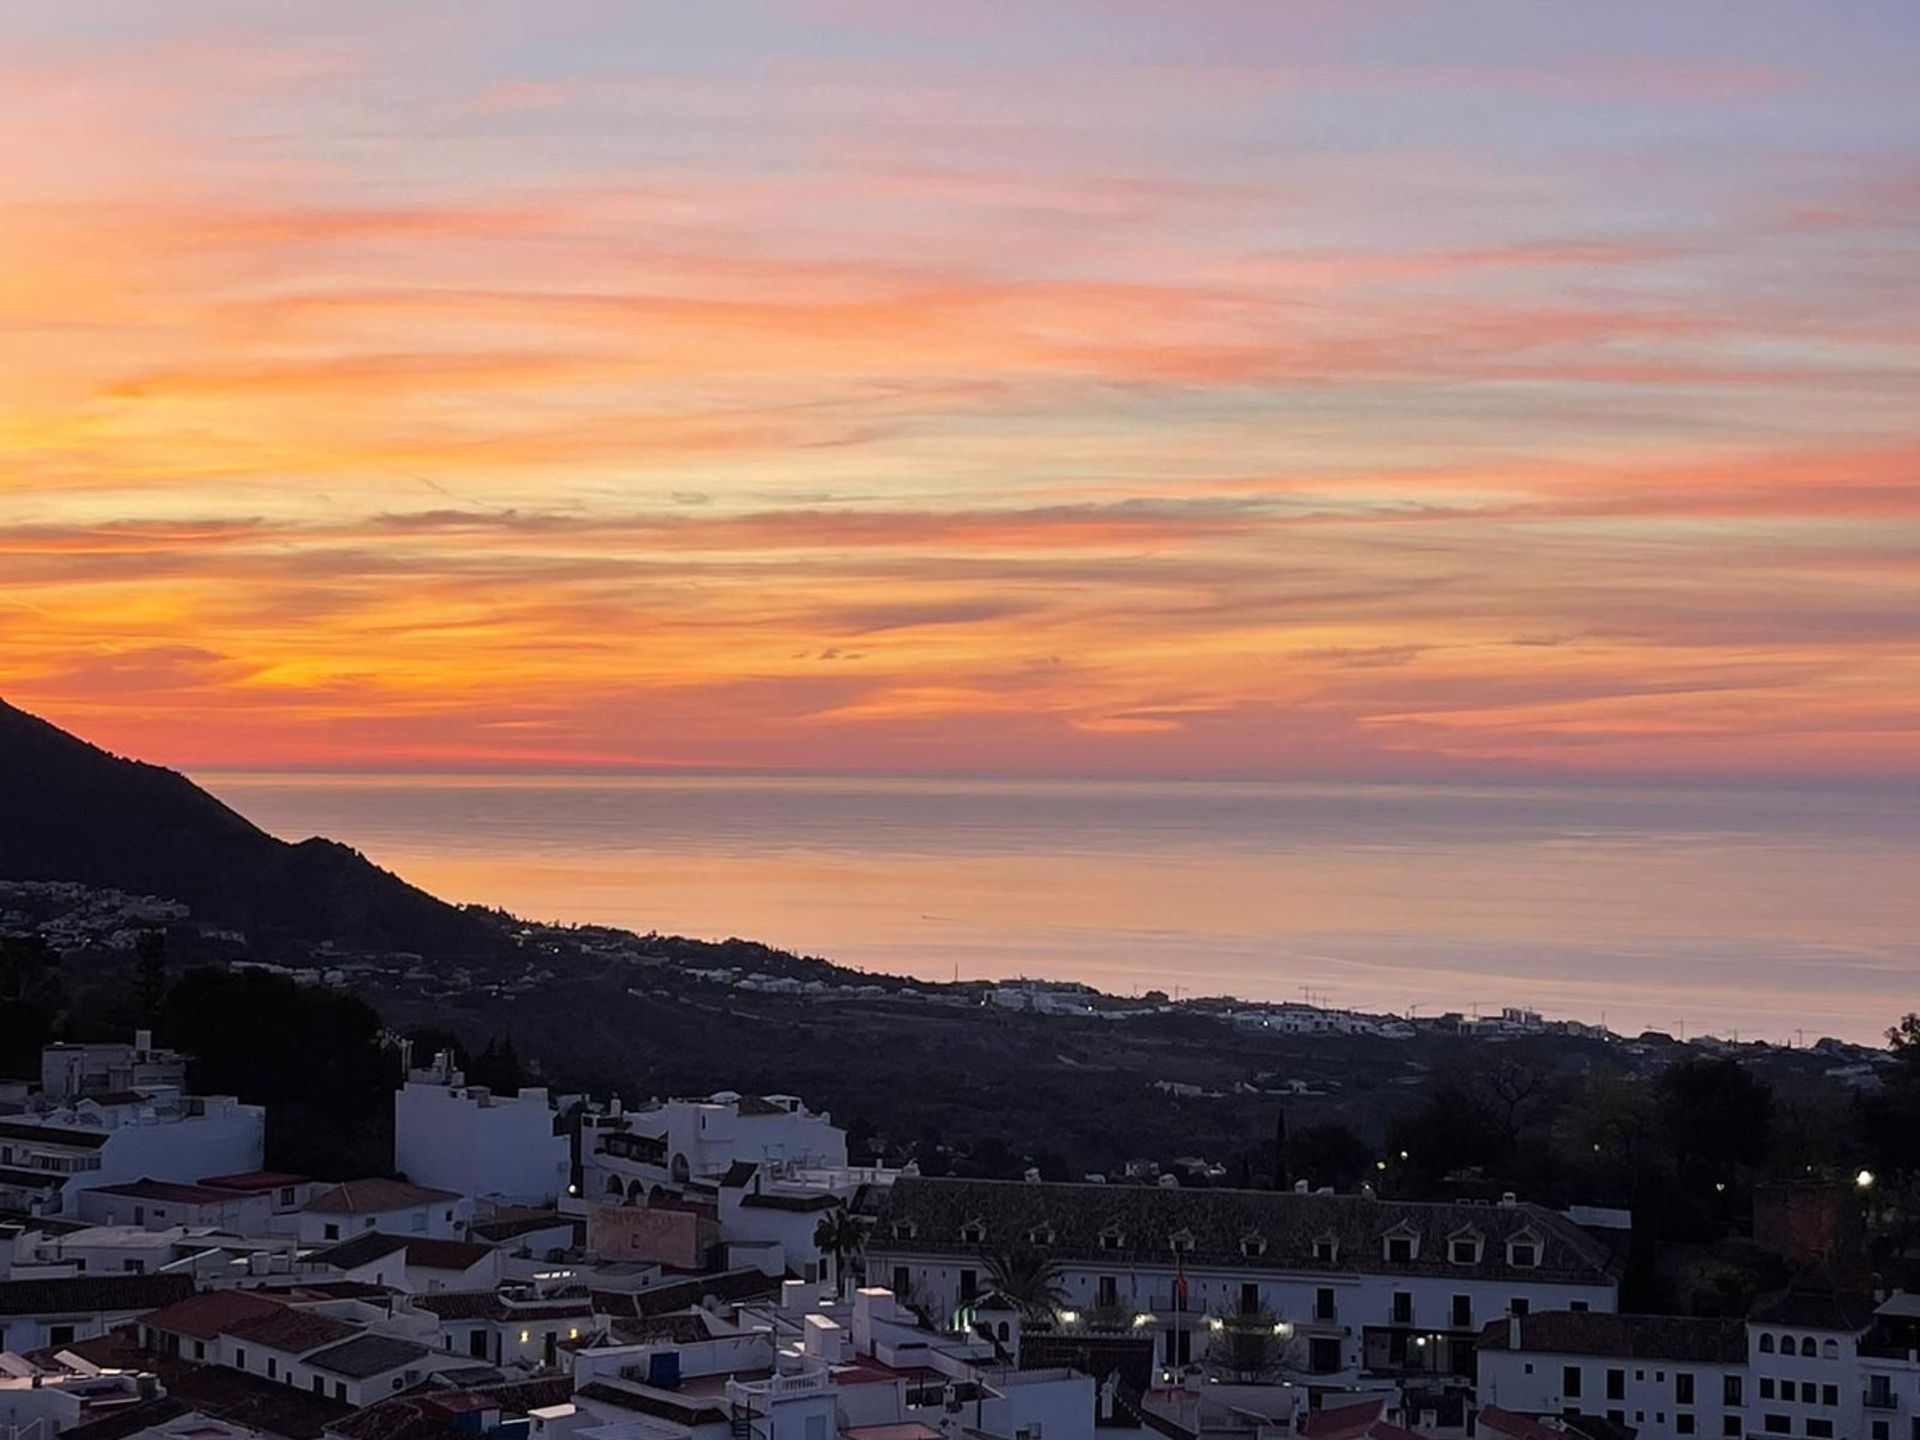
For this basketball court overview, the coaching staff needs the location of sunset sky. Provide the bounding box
[4,2,1918,775]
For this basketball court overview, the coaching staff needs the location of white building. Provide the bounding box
[0,1093,264,1219]
[394,1053,571,1208]
[867,1177,1620,1385]
[581,1093,847,1206]
[40,1033,186,1102]
[1476,1309,1748,1438]
[76,1180,273,1235]
[0,1272,195,1352]
[300,1179,470,1245]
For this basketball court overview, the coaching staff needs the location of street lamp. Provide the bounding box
[1858,1169,1876,1190]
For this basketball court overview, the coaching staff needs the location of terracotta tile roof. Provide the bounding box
[0,1272,195,1317]
[305,1180,460,1215]
[90,1179,246,1205]
[328,1378,574,1440]
[1479,1310,1746,1363]
[1476,1408,1562,1440]
[589,1267,780,1319]
[223,1306,362,1355]
[38,1335,350,1440]
[401,1237,494,1271]
[407,1290,504,1322]
[575,1382,726,1424]
[306,1232,411,1270]
[469,1213,572,1243]
[0,1120,110,1149]
[871,1177,1618,1286]
[140,1289,287,1341]
[198,1172,310,1193]
[305,1334,432,1379]
[1750,1284,1877,1333]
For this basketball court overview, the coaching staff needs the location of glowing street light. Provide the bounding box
[1858,1169,1877,1190]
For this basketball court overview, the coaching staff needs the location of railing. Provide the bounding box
[1865,1390,1899,1411]
[726,1369,832,1406]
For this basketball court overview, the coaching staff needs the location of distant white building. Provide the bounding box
[581,1092,847,1206]
[40,1032,186,1101]
[0,1098,264,1220]
[393,1051,571,1207]
[868,1176,1620,1382]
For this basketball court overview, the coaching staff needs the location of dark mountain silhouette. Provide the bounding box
[0,698,499,956]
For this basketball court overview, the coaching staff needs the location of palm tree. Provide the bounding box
[814,1206,866,1296]
[982,1242,1068,1319]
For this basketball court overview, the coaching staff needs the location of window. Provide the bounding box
[194,1342,205,1360]
[1391,1292,1412,1325]
[1508,1240,1539,1268]
[1563,1366,1582,1399]
[235,1349,248,1371]
[1761,1416,1788,1435]
[1724,1375,1742,1406]
[1169,1230,1195,1255]
[1607,1369,1625,1401]
[959,1221,986,1245]
[1801,1382,1816,1404]
[49,1325,75,1346]
[1313,1236,1339,1264]
[1677,1373,1695,1404]
[1570,1300,1590,1312]
[1676,1416,1694,1435]
[313,1377,324,1395]
[1871,1423,1888,1440]
[1722,1420,1741,1438]
[1100,1229,1125,1251]
[892,1221,917,1241]
[1807,1422,1834,1440]
[324,1223,340,1241]
[1511,1298,1530,1317]
[124,1259,145,1274]
[1451,1295,1472,1329]
[1450,1237,1480,1265]
[1097,1276,1118,1307]
[892,1266,910,1296]
[469,1329,490,1359]
[1386,1236,1414,1264]
[1760,1379,1774,1400]
[280,1187,296,1205]
[959,1268,978,1303]
[1029,1226,1054,1246]
[1309,1337,1340,1374]
[1240,1283,1260,1315]
[1801,1337,1817,1358]
[411,1211,427,1233]
[1240,1235,1267,1259]
[1760,1334,1775,1353]
[267,1359,277,1379]
[1315,1288,1336,1321]
[1822,1339,1839,1359]
[335,1384,347,1402]
[1823,1384,1838,1406]
[444,1209,454,1222]
[364,1217,376,1230]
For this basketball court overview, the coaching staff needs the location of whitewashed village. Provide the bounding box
[0,1031,1912,1440]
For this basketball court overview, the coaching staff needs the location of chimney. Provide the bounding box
[1294,1180,1309,1195]
[134,1029,153,1054]
[1508,1313,1523,1350]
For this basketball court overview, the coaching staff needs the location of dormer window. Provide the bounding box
[960,1219,987,1245]
[1169,1228,1196,1255]
[1381,1222,1420,1264]
[1240,1233,1268,1259]
[1028,1225,1055,1246]
[1099,1225,1126,1252]
[892,1220,918,1241]
[1312,1233,1339,1264]
[1447,1228,1484,1266]
[1506,1231,1541,1268]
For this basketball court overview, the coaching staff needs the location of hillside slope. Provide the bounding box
[0,698,498,956]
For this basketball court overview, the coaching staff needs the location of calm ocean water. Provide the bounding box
[197,772,1920,1044]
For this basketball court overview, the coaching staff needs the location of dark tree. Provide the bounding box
[1287,1121,1375,1192]
[1272,1109,1289,1190]
[162,967,395,1177]
[1655,1056,1774,1183]
[131,930,169,1028]
[0,933,63,1077]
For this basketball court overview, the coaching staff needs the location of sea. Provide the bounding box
[196,772,1920,1045]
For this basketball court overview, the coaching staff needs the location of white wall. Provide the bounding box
[61,1104,265,1216]
[1478,1344,1743,1438]
[395,1083,570,1207]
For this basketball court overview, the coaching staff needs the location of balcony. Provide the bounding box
[1864,1390,1899,1412]
[727,1369,832,1408]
